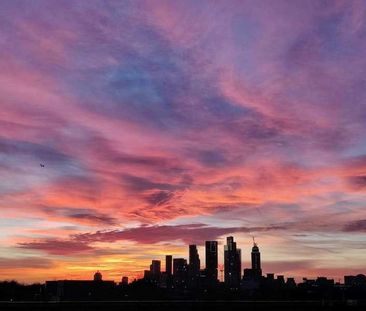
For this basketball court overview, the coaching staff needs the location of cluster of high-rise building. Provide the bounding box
[2,235,366,301]
[143,236,262,290]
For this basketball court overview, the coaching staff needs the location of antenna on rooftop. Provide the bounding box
[252,235,259,247]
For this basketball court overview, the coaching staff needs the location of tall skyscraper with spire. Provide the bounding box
[224,236,241,289]
[251,238,262,278]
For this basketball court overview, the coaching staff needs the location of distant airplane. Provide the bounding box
[40,163,45,167]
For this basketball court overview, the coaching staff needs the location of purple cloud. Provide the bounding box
[0,257,54,269]
[343,220,366,232]
[74,224,286,245]
[19,240,93,255]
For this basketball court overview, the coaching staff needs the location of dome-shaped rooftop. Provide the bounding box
[94,270,103,281]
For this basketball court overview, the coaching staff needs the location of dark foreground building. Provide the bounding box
[1,300,366,311]
[45,280,115,301]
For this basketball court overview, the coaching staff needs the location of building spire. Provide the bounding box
[252,236,257,247]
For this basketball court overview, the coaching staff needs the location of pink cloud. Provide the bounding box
[19,240,94,256]
[73,224,286,245]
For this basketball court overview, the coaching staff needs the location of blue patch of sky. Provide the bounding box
[0,139,87,194]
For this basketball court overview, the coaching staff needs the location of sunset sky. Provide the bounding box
[1,0,366,283]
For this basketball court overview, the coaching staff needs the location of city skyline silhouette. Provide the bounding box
[0,235,364,285]
[0,0,365,296]
[1,235,365,304]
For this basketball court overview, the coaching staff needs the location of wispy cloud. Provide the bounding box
[19,240,94,256]
[74,224,286,245]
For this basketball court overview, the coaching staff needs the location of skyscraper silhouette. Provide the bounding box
[251,239,262,278]
[189,245,200,273]
[173,258,188,275]
[165,255,172,275]
[224,236,241,289]
[189,245,200,288]
[205,241,218,283]
[150,260,161,276]
[148,260,161,282]
[173,258,188,288]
